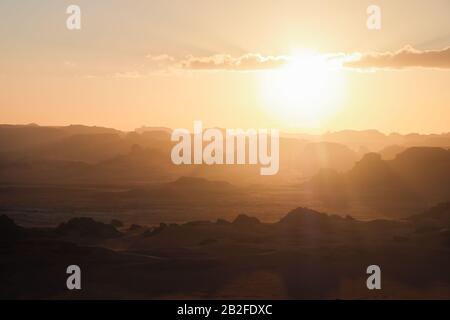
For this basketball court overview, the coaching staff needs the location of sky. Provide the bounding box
[0,0,449,134]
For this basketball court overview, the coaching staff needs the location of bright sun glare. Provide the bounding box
[260,50,345,128]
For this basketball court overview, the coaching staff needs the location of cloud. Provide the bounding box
[179,54,290,71]
[142,53,290,72]
[110,46,450,79]
[343,46,450,70]
[146,54,176,63]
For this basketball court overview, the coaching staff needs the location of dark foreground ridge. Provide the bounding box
[1,203,449,299]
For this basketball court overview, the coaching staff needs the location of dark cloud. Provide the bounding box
[344,46,450,70]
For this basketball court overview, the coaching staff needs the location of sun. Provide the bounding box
[260,50,345,128]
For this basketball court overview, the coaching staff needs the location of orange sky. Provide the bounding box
[0,0,449,134]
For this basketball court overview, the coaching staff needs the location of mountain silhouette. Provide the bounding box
[306,147,450,216]
[2,203,450,299]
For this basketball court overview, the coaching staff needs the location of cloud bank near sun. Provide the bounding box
[343,46,450,70]
[140,53,290,73]
[182,54,290,71]
[113,45,450,78]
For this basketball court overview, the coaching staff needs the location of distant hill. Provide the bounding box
[322,129,389,151]
[57,217,122,240]
[306,147,450,216]
[288,130,450,152]
[0,124,448,186]
[119,176,241,203]
[0,124,121,153]
[408,202,450,229]
[300,142,358,173]
[379,145,407,160]
[135,126,172,134]
[31,133,129,163]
